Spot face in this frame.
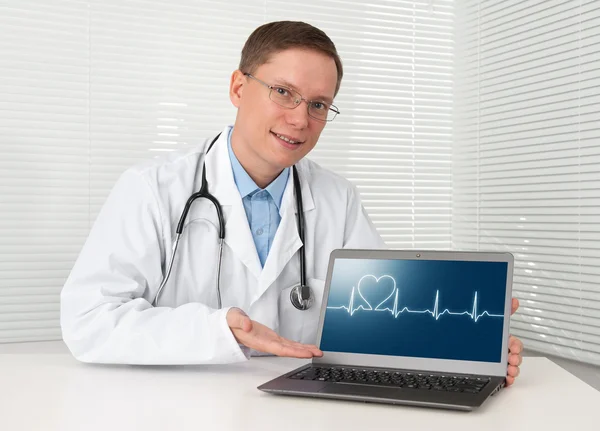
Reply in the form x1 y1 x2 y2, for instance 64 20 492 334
229 48 338 178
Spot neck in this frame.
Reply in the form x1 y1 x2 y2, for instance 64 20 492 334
230 128 282 189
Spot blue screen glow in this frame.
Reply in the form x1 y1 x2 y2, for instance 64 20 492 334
319 258 508 363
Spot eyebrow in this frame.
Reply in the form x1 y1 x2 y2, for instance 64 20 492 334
273 77 334 105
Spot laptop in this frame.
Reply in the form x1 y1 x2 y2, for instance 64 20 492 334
258 249 514 411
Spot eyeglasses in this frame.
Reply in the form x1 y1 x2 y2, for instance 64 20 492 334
243 73 340 122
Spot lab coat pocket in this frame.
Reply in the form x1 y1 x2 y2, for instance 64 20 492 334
278 278 325 345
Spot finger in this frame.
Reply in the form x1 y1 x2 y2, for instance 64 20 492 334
508 353 522 367
284 340 323 357
505 376 515 387
507 365 520 378
264 340 316 358
245 332 317 359
511 297 520 315
280 337 324 357
307 345 323 356
279 337 322 353
509 336 523 354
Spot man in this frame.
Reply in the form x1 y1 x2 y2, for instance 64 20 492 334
60 21 523 385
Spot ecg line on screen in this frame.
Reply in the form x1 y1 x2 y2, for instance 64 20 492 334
326 274 504 322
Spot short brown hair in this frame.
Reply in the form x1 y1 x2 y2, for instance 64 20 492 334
239 21 343 96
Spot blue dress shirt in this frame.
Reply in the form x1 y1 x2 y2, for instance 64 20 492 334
227 128 289 267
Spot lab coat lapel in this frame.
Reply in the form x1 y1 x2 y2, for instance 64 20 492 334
204 127 262 280
225 199 262 280
257 164 315 301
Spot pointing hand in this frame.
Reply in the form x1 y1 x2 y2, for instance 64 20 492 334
226 308 323 358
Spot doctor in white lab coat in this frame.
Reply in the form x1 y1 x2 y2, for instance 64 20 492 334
60 120 383 364
60 21 524 385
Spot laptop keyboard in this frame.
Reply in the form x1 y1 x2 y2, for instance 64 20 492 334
289 366 490 394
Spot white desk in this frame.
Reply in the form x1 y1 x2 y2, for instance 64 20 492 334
0 341 598 431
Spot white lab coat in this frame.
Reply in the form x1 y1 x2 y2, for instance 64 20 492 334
60 125 386 365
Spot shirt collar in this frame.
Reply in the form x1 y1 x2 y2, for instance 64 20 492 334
227 127 289 209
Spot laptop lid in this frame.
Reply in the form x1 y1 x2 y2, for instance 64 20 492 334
313 249 514 378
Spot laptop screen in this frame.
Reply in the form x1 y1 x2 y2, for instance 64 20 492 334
319 258 508 363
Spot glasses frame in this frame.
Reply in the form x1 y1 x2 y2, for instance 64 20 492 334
243 73 340 122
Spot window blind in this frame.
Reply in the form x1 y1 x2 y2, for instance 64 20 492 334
265 0 454 248
0 0 454 343
453 0 600 366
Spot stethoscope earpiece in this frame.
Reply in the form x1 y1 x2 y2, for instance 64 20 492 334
290 284 313 311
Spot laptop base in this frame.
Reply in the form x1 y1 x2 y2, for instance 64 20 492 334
258 364 505 412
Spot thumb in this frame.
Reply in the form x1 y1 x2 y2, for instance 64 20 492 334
238 314 253 333
227 308 253 332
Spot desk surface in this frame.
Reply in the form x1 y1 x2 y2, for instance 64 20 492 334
0 341 598 431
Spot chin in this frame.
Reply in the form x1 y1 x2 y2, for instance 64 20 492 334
272 156 296 170
268 149 301 168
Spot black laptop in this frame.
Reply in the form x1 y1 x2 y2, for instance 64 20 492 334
258 249 514 411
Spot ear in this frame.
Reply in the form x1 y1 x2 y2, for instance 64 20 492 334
229 70 246 108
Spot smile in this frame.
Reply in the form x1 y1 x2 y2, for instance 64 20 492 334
273 132 302 145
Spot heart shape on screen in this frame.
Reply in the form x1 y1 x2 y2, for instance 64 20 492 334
357 275 396 310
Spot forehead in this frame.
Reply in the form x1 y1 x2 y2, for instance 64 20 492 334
255 48 338 102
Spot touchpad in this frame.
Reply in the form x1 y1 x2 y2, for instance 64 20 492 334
320 384 394 397
319 384 434 403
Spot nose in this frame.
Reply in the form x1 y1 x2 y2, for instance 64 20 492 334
285 100 310 129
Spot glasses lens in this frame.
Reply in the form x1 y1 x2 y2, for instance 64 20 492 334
308 103 338 122
269 86 298 109
268 84 339 122
308 103 326 121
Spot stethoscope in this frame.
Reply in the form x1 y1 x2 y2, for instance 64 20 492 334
152 133 312 311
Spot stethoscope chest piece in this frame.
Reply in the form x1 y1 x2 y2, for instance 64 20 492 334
290 284 314 311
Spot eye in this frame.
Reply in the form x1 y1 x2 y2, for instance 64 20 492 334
311 101 328 111
273 86 290 97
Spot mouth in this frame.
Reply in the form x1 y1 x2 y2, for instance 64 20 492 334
271 131 304 147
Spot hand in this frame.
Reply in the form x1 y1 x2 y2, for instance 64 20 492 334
226 308 323 358
506 297 524 387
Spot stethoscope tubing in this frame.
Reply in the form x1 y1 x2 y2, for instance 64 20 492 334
152 133 310 310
